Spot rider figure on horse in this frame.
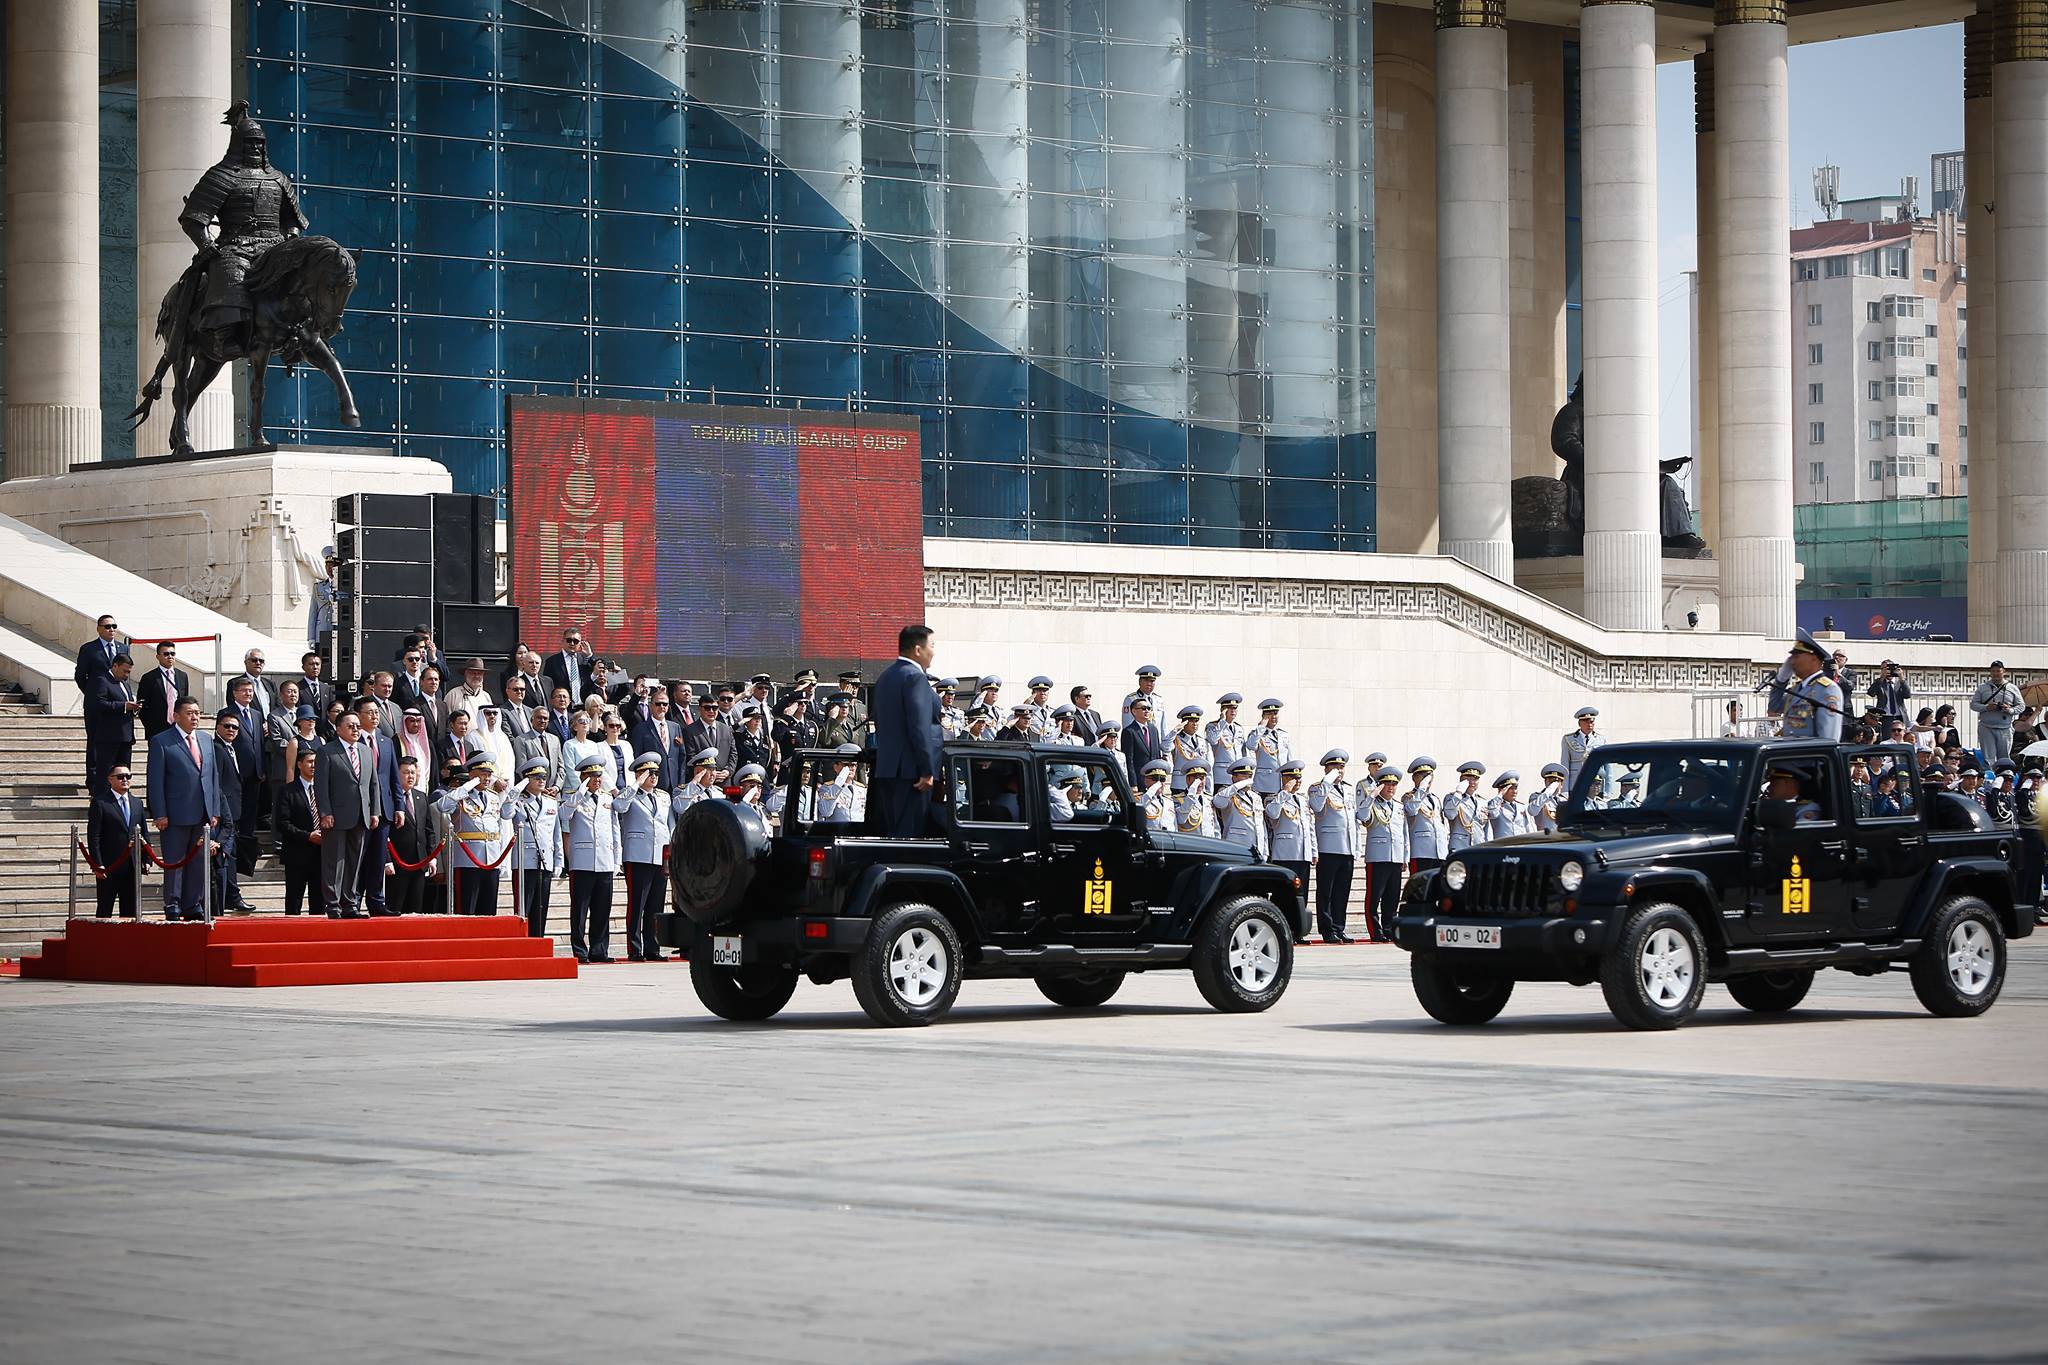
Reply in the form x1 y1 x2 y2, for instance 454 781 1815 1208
181 103 305 349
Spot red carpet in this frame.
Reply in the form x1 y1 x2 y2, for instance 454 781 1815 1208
19 916 576 987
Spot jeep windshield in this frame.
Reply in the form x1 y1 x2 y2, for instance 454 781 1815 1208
1562 750 1745 832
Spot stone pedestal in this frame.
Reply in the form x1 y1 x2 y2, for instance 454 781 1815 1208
0 447 451 644
1515 554 1722 632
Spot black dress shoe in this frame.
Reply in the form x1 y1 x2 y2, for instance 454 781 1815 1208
1335 933 1355 945
644 952 668 962
587 955 613 964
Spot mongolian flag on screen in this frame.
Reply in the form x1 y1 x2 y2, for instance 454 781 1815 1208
507 406 660 654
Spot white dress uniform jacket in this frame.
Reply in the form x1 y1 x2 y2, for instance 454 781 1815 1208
560 787 622 873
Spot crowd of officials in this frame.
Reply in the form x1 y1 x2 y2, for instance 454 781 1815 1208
68 616 2048 958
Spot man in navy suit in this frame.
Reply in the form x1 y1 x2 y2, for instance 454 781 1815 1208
872 624 944 838
542 629 598 706
74 614 126 689
1121 697 1166 780
89 763 148 917
147 697 223 920
630 692 686 790
83 652 139 794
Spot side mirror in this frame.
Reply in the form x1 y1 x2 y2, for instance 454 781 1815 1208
1755 800 1798 832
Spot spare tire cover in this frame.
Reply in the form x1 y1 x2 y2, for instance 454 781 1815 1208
672 800 773 926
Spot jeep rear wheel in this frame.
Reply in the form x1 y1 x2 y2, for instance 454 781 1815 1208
690 953 799 1022
1599 903 1707 1031
1725 969 1813 1014
1909 896 2005 1018
852 903 963 1027
1410 954 1515 1025
1191 896 1292 1013
1036 970 1126 1009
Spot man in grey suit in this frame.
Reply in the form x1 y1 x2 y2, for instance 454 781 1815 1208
316 710 383 919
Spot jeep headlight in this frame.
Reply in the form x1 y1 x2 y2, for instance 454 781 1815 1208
1443 860 1468 891
1558 860 1585 893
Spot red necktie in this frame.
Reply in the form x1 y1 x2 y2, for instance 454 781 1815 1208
185 731 202 770
347 743 361 779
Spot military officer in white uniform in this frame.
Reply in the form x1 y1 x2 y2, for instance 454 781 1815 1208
1531 762 1568 833
1206 694 1248 776
818 743 865 823
1266 760 1315 938
1023 676 1056 739
1403 756 1446 873
560 755 622 963
1121 664 1168 744
617 753 674 961
1486 771 1530 839
1213 758 1268 857
1444 760 1488 853
1046 705 1086 746
507 756 559 939
1138 758 1177 832
1047 767 1088 822
1250 699 1291 795
1178 761 1219 837
1309 749 1358 943
1561 706 1603 794
674 748 727 814
1360 752 1389 789
437 753 510 918
1359 768 1407 943
1169 705 1208 790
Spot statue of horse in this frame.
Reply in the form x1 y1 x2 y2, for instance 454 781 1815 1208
129 234 361 458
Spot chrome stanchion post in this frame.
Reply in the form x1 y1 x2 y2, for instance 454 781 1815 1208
131 824 145 918
68 824 79 920
201 827 214 926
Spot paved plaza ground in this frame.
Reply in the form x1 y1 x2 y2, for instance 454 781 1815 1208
4 942 2045 1364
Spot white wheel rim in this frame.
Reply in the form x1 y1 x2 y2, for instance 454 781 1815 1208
888 926 949 1006
1639 926 1695 1010
1947 919 1996 997
1228 918 1281 992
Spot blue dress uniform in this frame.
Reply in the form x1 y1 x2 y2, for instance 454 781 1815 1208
1213 760 1268 857
1308 750 1357 943
1359 771 1408 943
818 745 865 823
1781 628 1846 741
1403 757 1446 870
436 754 510 917
619 754 675 961
1169 707 1208 790
1531 762 1568 832
507 758 559 939
1205 694 1249 776
560 757 622 963
1177 763 1220 837
1561 707 1603 792
1138 759 1178 832
1265 762 1316 939
1444 761 1488 853
1250 701 1291 795
1486 772 1530 839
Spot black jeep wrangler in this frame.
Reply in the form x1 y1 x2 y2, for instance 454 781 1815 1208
660 742 1305 1026
1395 740 2030 1030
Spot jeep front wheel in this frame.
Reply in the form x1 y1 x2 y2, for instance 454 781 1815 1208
690 954 799 1022
1909 896 2005 1018
1725 969 1813 1014
1410 954 1515 1025
1037 970 1125 1009
1599 903 1707 1030
852 904 964 1027
1191 896 1293 1013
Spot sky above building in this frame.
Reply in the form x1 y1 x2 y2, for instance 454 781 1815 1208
1654 22 1965 472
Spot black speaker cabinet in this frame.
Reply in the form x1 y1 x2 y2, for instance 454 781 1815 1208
432 493 494 607
437 603 520 661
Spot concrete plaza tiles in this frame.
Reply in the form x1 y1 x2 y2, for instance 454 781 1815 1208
2 946 2045 1363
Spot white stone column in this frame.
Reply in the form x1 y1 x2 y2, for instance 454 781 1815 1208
945 0 1030 355
779 0 864 232
1578 0 1661 629
1967 4 2001 642
135 0 235 458
1997 0 2048 642
1713 1 1794 639
4 0 101 479
1105 0 1189 424
1434 0 1513 582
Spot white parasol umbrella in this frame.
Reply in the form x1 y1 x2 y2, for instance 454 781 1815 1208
2019 740 2048 759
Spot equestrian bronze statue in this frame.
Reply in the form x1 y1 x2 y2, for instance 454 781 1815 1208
130 102 360 457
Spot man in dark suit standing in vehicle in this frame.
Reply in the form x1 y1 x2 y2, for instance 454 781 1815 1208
872 624 943 838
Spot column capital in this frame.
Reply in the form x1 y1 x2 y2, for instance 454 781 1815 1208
1714 1 1785 24
1968 10 1996 98
1436 0 1504 31
1995 0 2048 64
1694 50 1715 135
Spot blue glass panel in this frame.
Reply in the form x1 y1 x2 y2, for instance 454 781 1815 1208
302 7 393 71
595 270 681 332
687 336 771 396
949 465 1028 520
923 459 946 524
249 0 298 59
405 436 502 497
953 515 1033 540
1110 522 1189 546
593 329 682 390
1269 529 1338 551
863 288 944 350
501 262 589 324
1266 478 1340 534
685 277 768 335
301 187 397 250
1339 482 1376 535
350 251 399 313
594 152 681 215
773 228 860 287
949 406 1025 465
686 162 770 223
500 204 590 264
399 250 499 315
405 134 493 199
257 120 299 178
402 315 495 378
948 351 1026 410
588 41 674 101
596 95 685 156
405 15 495 80
1189 475 1263 532
770 283 857 343
1266 433 1338 482
943 308 1004 355
1338 430 1375 483
407 0 498 19
501 22 590 92
1032 409 1109 466
500 85 589 147
685 103 768 166
1108 414 1189 472
685 220 769 279
304 371 394 434
862 348 943 407
297 126 396 190
500 322 590 382
247 61 297 127
501 141 587 206
863 177 939 240
772 170 845 232
1028 358 1108 414
302 66 396 131
1030 466 1106 525
329 314 398 375
1109 470 1187 526
593 212 682 272
401 196 494 257
1189 424 1265 477
863 402 947 464
406 76 494 138
401 375 498 437
775 340 858 401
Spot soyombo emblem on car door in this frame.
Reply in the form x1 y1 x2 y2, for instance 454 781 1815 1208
1782 855 1811 915
1084 858 1112 915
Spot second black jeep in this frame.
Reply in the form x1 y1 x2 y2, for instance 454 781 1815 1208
661 742 1306 1026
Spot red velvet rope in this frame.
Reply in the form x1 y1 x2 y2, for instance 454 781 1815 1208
386 838 444 872
456 835 516 870
141 836 206 872
77 839 134 876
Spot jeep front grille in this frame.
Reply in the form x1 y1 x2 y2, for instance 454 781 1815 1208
1461 861 1555 917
